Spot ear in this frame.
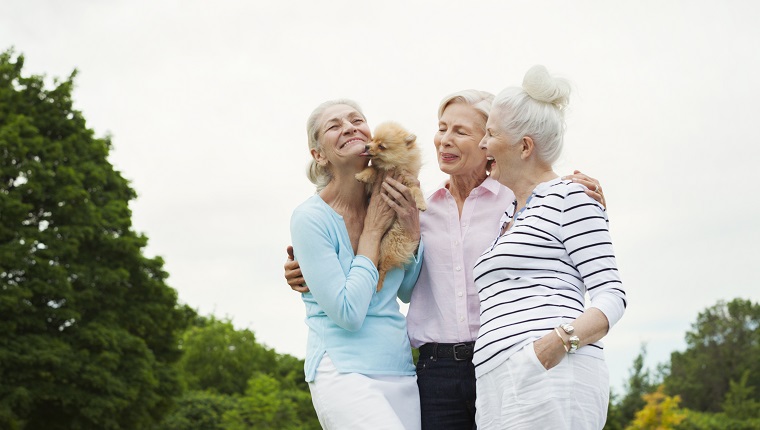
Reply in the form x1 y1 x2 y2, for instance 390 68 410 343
520 136 534 160
311 148 328 166
405 133 417 146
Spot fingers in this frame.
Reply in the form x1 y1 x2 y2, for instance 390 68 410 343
383 176 413 205
563 170 606 208
284 245 308 292
291 284 310 293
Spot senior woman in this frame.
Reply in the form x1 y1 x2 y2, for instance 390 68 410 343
289 99 425 429
286 91 606 429
475 65 627 429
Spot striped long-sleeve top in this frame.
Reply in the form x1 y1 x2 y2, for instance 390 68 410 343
472 177 626 378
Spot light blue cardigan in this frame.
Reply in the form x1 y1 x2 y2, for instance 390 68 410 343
290 194 423 382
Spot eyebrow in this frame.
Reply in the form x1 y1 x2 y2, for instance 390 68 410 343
322 113 363 130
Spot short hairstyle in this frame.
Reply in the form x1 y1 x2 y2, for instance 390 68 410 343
438 89 495 171
492 65 571 165
305 99 365 192
437 89 494 124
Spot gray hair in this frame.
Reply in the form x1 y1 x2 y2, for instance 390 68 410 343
438 89 494 123
492 65 571 165
305 99 365 192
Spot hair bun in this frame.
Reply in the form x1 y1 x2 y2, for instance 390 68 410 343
522 65 570 110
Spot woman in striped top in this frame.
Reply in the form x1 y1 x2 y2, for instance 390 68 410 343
475 66 627 429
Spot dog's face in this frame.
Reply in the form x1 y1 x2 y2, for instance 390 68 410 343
362 122 417 168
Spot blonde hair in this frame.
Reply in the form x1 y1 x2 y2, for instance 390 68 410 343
438 89 494 123
438 89 495 171
305 99 365 191
492 65 571 165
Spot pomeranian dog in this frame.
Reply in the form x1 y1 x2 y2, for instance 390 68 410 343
355 121 427 291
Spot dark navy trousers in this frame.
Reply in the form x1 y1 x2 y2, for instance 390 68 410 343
416 352 477 430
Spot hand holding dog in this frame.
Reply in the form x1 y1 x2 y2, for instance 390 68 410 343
381 171 421 244
364 171 397 237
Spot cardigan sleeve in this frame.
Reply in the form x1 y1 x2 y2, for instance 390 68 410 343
396 241 424 304
290 206 378 332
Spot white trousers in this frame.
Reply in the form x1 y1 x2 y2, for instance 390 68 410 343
476 342 609 430
308 354 421 430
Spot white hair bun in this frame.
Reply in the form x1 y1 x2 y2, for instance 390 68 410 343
522 65 570 110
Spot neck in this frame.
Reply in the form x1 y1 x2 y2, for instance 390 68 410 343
448 170 488 203
319 170 368 216
508 165 558 208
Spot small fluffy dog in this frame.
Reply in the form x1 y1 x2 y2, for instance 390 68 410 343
355 121 427 291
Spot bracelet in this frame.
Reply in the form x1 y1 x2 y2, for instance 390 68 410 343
553 328 569 352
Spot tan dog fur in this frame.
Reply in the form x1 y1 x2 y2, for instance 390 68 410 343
355 121 427 291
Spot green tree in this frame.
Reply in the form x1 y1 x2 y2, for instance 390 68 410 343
664 298 760 412
0 50 193 429
177 318 278 395
606 344 659 430
157 390 237 430
620 344 658 424
222 374 296 430
170 318 320 429
721 370 760 420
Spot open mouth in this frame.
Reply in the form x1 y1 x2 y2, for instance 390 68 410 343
440 153 458 162
340 138 364 150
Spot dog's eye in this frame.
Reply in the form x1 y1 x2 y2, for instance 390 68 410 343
379 145 387 150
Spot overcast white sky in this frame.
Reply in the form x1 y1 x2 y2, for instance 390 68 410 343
3 0 760 394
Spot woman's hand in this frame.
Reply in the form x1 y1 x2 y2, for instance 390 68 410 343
533 330 568 371
284 246 309 293
563 170 606 208
363 171 397 236
381 171 421 244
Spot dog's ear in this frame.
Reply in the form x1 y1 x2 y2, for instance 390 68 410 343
405 133 416 146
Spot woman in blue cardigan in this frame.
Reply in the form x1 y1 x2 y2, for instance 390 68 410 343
289 99 424 429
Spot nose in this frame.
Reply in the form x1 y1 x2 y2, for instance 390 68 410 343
478 135 487 150
342 119 357 134
440 130 453 147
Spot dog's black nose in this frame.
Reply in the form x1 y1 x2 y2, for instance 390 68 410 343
364 145 370 152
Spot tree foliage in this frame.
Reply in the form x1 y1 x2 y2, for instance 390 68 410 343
626 385 685 430
606 344 659 430
159 318 320 430
177 318 277 395
157 390 237 430
0 49 193 429
664 298 760 412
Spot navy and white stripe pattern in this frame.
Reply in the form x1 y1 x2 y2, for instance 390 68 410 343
472 178 626 378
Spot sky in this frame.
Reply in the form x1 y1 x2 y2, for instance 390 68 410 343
3 0 759 394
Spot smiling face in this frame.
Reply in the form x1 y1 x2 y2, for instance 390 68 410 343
479 105 523 187
434 102 488 179
312 104 371 170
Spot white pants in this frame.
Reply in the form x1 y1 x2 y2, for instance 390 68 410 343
309 354 421 430
476 343 609 430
